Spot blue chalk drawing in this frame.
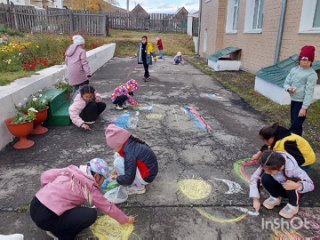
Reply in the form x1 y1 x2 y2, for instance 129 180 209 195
183 105 207 131
115 113 131 129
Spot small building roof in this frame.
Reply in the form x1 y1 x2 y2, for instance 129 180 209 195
130 3 148 16
256 55 320 87
208 47 241 62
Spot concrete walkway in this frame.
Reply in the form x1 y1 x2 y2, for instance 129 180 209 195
0 57 319 239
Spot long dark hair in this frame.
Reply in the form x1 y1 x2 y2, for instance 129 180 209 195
259 123 279 140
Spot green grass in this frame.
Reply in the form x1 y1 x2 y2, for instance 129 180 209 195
105 29 195 57
0 71 35 86
187 56 320 149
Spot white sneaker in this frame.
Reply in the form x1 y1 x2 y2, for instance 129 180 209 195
46 231 58 240
279 203 299 219
84 121 95 125
115 105 123 110
127 185 146 195
263 196 281 209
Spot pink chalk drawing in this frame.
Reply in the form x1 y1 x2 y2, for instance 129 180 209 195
183 105 212 132
233 158 258 183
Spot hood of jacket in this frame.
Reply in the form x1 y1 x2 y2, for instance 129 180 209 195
65 44 80 57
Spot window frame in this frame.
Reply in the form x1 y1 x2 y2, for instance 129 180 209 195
226 0 240 34
244 0 264 34
299 0 320 33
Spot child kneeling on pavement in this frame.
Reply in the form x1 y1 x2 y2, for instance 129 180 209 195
30 158 135 239
69 85 106 130
250 150 314 219
111 79 139 110
105 124 158 195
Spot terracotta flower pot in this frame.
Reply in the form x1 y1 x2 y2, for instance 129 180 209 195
5 118 35 149
31 108 48 135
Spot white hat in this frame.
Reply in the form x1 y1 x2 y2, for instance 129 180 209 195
177 51 182 56
73 35 85 46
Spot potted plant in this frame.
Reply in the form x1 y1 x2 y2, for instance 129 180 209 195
5 108 36 149
24 93 50 135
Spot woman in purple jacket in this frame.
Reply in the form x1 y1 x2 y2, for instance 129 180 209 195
65 35 91 98
30 158 135 240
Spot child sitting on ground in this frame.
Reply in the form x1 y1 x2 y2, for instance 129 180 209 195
111 79 139 110
69 85 106 130
251 123 316 168
173 52 185 65
105 124 158 195
250 150 314 219
65 35 91 98
283 45 318 136
30 158 135 239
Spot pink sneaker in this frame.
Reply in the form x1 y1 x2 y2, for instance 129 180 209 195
263 196 281 209
279 204 299 219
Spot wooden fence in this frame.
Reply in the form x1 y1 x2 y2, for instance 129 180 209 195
0 3 108 36
0 3 188 35
108 13 188 33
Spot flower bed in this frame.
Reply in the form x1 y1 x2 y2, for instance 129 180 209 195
0 33 107 86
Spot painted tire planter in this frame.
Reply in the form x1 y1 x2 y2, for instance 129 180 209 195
5 118 35 149
31 107 48 135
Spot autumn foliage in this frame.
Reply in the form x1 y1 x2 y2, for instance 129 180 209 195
65 0 118 12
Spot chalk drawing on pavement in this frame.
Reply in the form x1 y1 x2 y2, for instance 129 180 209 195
178 179 212 201
183 105 212 132
212 178 242 195
195 208 247 223
233 158 258 183
91 215 134 240
146 113 163 120
200 92 223 100
271 229 304 240
114 113 131 129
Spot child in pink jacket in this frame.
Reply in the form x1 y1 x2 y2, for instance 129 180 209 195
69 85 106 130
65 35 91 97
30 158 135 239
111 79 139 110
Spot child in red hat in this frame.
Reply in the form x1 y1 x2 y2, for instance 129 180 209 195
283 45 318 136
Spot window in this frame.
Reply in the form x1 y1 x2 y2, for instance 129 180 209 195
300 0 320 33
244 0 264 33
226 0 240 33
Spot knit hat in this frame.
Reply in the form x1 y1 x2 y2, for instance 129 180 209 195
89 158 109 178
105 124 131 149
299 46 315 62
73 35 85 46
126 79 139 92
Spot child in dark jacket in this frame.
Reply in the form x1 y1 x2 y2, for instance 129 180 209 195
105 124 158 195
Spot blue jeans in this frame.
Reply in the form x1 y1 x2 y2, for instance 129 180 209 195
159 50 164 59
290 101 306 136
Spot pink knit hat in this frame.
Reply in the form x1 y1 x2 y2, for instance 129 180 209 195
105 124 131 149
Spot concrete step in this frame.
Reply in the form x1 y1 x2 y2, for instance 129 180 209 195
42 89 69 114
46 102 71 126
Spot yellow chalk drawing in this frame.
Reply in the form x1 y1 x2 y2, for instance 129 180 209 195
271 229 304 240
91 215 134 240
178 179 212 201
195 208 247 223
145 113 163 120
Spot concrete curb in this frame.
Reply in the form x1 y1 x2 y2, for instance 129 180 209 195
0 43 116 150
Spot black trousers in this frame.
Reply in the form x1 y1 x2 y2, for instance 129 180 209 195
30 197 97 240
289 101 306 136
80 101 106 122
113 95 128 107
143 62 149 78
261 174 300 206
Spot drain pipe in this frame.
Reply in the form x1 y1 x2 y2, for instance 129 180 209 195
197 0 203 55
274 0 287 63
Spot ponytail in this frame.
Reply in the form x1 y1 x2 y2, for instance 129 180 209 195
129 135 147 145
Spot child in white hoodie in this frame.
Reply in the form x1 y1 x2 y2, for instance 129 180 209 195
69 85 106 130
250 150 314 219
